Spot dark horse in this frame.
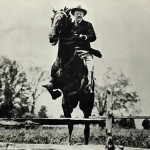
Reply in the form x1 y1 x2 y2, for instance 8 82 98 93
48 7 94 145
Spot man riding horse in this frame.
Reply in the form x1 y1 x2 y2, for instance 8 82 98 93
43 5 99 99
71 5 96 93
42 6 102 145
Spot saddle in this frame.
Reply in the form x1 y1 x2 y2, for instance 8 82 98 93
89 48 102 58
51 55 94 95
75 46 102 58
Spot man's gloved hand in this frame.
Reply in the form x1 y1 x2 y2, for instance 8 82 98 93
71 34 87 41
79 34 87 40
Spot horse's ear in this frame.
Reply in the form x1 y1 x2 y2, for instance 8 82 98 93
53 9 57 14
64 6 67 11
66 9 70 14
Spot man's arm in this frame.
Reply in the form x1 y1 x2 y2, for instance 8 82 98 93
79 22 96 42
86 22 96 42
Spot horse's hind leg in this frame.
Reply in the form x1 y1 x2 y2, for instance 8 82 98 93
84 115 90 145
80 93 94 145
62 96 74 145
68 122 73 144
63 112 73 145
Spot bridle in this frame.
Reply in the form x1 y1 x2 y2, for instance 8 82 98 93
51 11 68 37
51 10 78 70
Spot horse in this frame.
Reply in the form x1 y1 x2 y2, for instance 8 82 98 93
48 7 94 145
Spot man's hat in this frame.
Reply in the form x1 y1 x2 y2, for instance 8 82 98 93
71 5 87 16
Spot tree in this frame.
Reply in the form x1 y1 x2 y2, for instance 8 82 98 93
38 105 48 118
27 66 49 115
116 116 136 129
0 55 30 118
142 118 150 130
95 67 140 116
95 84 107 116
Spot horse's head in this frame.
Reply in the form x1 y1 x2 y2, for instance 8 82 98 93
49 7 71 45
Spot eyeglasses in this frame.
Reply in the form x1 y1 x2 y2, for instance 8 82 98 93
74 12 84 16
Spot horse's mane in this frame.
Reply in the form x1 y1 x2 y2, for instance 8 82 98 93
59 7 73 38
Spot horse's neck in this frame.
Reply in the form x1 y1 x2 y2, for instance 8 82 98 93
57 40 75 66
56 21 74 66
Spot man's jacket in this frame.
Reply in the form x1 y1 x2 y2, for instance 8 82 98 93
71 20 96 50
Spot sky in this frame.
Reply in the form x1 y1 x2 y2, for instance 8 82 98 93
0 0 150 118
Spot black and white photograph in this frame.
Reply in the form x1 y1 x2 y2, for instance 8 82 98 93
0 0 150 149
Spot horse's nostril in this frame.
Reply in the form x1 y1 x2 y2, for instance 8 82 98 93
49 35 57 44
49 38 53 43
49 34 52 38
49 35 53 39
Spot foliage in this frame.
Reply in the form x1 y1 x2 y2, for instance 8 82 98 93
95 67 140 116
0 126 150 148
27 66 49 115
0 55 30 118
142 118 150 129
38 105 48 118
114 117 136 129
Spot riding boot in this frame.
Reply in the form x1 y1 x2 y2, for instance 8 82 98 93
85 71 94 93
42 82 62 100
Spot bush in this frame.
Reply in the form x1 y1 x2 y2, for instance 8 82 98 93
0 126 150 148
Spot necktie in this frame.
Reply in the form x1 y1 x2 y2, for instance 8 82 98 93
75 22 79 26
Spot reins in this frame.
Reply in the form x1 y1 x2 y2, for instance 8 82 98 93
58 40 77 70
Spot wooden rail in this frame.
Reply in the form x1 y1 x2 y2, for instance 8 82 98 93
0 116 149 126
0 116 149 125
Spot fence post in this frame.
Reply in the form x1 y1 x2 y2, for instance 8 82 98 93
105 90 115 150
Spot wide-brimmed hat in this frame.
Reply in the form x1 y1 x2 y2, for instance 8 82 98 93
71 5 87 16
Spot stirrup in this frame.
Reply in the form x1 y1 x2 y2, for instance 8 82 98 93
84 84 93 93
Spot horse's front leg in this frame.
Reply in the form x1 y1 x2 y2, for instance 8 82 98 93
84 116 90 145
42 77 62 100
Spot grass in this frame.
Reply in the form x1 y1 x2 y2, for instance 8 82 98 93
0 125 150 148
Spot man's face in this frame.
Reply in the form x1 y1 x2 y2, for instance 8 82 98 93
74 10 84 22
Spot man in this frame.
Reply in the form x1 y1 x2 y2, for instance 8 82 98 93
70 5 96 93
43 5 97 99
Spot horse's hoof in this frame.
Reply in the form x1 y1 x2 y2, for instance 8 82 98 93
42 83 61 100
69 139 74 145
51 90 62 100
119 145 124 150
75 143 82 145
85 141 89 145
